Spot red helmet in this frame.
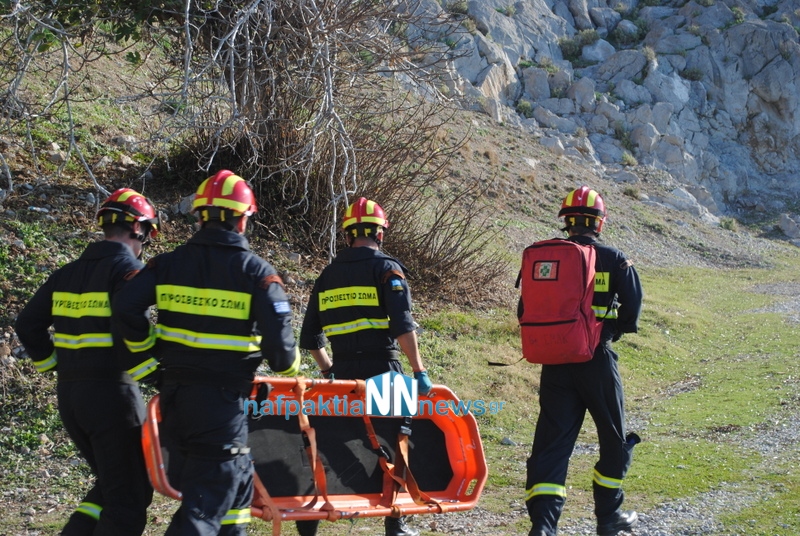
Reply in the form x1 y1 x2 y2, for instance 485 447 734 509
341 197 389 230
97 188 159 239
192 170 257 221
558 186 607 233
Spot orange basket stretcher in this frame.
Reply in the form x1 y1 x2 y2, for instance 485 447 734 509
142 376 487 533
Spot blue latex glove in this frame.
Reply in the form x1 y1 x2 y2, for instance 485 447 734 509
414 370 433 395
321 368 334 380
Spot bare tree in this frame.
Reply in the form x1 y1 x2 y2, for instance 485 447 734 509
0 0 507 300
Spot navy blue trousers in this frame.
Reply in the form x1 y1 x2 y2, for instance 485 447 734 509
525 343 637 535
161 383 253 536
58 380 152 536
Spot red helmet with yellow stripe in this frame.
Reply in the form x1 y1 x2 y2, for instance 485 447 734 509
342 197 389 245
192 170 257 222
558 186 607 233
341 197 389 230
97 188 159 240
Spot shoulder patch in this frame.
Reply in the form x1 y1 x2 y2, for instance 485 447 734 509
260 274 285 290
620 259 634 269
390 278 404 292
381 269 405 284
123 270 140 281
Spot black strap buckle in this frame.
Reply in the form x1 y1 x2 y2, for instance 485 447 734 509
374 444 391 460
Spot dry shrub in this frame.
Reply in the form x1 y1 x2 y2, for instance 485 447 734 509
483 148 499 166
1 0 506 303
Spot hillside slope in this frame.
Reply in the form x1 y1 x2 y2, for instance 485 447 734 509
2 97 797 535
1 26 799 533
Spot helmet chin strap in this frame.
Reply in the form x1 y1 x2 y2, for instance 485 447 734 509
129 223 152 247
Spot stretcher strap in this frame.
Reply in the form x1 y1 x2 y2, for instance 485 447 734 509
394 433 441 510
361 414 409 508
251 471 282 536
292 380 335 513
362 414 442 513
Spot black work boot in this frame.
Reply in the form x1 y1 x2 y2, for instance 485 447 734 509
384 515 419 536
528 529 551 536
295 520 319 536
596 510 638 536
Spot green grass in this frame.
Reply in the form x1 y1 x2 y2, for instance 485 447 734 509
0 219 89 325
5 225 800 534
720 455 800 533
407 250 800 533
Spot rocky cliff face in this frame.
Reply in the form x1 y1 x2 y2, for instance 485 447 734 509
407 0 800 216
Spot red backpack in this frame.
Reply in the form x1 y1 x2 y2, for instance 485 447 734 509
516 239 603 365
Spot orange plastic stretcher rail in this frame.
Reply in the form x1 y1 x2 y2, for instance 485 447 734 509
142 376 487 531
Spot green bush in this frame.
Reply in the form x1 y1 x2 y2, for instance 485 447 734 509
621 151 638 166
538 56 559 73
576 29 600 46
445 0 469 15
495 6 516 16
623 185 641 198
516 99 534 118
559 37 581 61
610 18 649 46
720 217 738 231
461 17 477 33
614 120 634 152
680 67 704 81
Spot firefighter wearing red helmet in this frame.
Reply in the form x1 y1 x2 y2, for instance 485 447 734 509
15 188 158 535
113 170 300 535
96 187 160 248
524 186 644 536
297 197 431 536
558 184 607 234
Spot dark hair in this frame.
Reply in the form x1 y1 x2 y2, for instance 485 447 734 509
563 224 598 236
101 222 133 239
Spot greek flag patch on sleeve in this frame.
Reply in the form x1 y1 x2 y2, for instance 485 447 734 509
273 301 291 314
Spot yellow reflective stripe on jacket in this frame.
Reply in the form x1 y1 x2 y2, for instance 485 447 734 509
220 508 251 525
593 469 623 489
592 305 618 319
156 285 251 320
53 332 113 349
525 483 567 501
156 324 261 352
594 272 610 293
318 286 380 311
274 347 301 377
34 351 57 372
76 501 102 520
322 317 389 337
124 324 157 353
52 291 111 318
128 357 158 381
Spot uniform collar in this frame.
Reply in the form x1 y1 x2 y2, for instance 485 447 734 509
334 245 386 262
188 227 251 250
79 239 137 260
568 234 597 246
